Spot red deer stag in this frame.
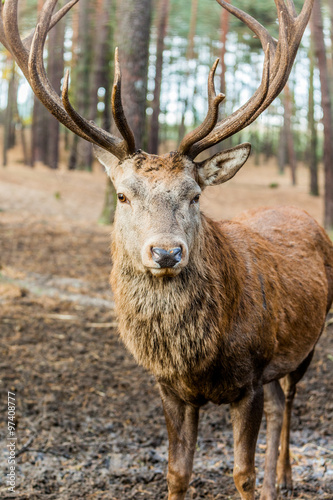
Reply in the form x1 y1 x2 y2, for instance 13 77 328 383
2 0 332 498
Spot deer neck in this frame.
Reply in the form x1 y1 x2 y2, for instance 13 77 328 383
110 215 245 380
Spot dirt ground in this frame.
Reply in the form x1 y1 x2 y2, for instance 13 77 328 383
0 153 332 500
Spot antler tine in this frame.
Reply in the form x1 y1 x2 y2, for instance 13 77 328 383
2 0 29 78
241 19 290 128
112 48 136 155
249 0 314 122
285 0 298 18
0 3 11 53
1 0 80 62
216 0 277 61
189 45 270 159
28 0 96 142
179 59 225 156
30 5 129 157
22 0 80 51
62 69 129 160
0 0 135 160
184 0 313 159
297 0 315 28
49 0 79 32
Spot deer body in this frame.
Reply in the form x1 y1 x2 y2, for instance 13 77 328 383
103 150 333 500
112 205 332 404
3 0 332 498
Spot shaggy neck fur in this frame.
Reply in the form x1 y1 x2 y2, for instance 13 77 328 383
111 215 245 381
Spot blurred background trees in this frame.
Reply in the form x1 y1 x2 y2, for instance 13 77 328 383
0 0 332 230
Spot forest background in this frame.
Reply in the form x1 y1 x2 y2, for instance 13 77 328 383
0 0 333 231
0 2 333 498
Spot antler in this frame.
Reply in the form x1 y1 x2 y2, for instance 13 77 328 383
0 0 136 161
181 0 314 159
178 58 226 156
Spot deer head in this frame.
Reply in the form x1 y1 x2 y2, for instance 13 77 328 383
94 56 251 277
0 0 314 277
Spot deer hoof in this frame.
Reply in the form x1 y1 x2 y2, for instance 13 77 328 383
277 462 293 493
277 476 293 493
259 490 277 500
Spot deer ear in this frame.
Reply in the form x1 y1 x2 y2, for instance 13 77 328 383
196 143 251 187
93 145 118 177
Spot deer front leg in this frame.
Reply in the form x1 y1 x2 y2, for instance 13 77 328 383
276 375 295 491
260 380 285 500
159 383 199 500
230 385 264 500
277 350 314 492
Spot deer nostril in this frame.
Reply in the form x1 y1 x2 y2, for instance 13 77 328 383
151 247 182 268
170 247 182 261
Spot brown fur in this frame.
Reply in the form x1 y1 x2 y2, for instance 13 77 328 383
99 149 333 500
4 0 321 496
112 207 332 398
110 192 333 499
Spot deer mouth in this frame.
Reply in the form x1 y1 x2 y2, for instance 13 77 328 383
149 266 182 278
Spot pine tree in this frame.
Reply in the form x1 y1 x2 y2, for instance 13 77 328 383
311 0 333 230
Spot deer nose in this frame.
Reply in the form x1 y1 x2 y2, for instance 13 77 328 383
151 247 182 268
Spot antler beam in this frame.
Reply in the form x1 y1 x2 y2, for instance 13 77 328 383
183 0 314 160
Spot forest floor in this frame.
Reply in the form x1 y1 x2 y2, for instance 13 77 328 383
0 154 332 499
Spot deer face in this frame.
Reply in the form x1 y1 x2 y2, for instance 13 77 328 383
95 144 251 277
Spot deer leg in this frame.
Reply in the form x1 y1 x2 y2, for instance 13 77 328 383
277 350 314 491
260 380 285 500
276 374 295 491
159 384 199 500
230 385 264 500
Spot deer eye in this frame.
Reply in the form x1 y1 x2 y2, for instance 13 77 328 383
117 193 128 203
191 194 200 205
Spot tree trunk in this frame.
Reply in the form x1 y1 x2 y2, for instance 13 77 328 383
99 0 152 224
67 2 79 168
148 0 170 154
327 0 333 104
178 97 188 146
99 177 118 225
308 38 319 196
68 135 78 170
284 84 297 186
278 124 287 174
69 0 93 170
311 0 333 230
186 0 198 61
3 59 17 166
99 0 113 133
178 0 198 145
31 99 48 165
93 0 113 226
31 0 48 166
219 0 230 95
46 0 65 169
115 0 152 148
84 0 114 167
19 122 29 166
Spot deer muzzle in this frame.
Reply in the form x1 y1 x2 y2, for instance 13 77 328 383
141 236 189 277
